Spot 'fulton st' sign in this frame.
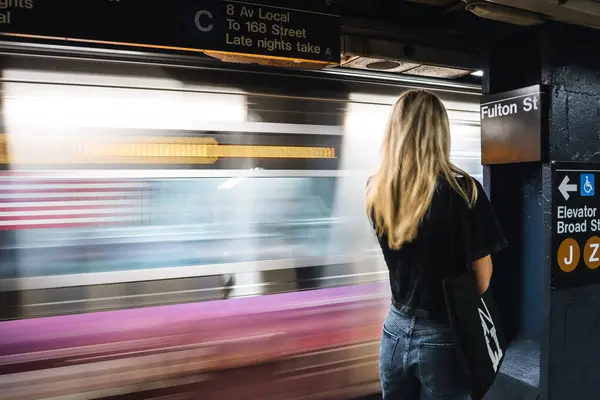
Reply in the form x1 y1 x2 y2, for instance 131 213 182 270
480 85 545 165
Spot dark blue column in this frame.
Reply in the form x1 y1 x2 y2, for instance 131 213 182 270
542 23 600 400
484 22 600 400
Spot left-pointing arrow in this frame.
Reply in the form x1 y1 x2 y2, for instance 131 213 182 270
559 175 577 201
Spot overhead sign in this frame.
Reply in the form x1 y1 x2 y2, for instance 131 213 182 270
481 85 545 165
552 162 600 289
0 0 340 64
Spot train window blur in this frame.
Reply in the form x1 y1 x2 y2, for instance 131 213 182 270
1 176 339 277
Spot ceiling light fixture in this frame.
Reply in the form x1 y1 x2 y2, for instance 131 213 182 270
403 65 472 79
465 1 548 26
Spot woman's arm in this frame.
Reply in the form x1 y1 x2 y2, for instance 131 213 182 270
472 255 493 295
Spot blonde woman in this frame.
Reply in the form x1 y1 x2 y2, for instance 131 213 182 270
367 90 507 400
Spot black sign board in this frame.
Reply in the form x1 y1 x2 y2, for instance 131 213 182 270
552 162 600 289
481 85 545 165
0 0 340 64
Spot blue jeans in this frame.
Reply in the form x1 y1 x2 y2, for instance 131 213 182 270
379 305 471 399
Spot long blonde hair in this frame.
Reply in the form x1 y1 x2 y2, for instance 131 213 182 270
366 89 478 250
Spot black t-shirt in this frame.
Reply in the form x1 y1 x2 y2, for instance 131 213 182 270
372 177 508 317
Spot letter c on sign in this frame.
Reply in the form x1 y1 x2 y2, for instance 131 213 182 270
195 10 214 32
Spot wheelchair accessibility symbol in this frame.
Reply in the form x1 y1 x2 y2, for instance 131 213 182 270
581 174 595 197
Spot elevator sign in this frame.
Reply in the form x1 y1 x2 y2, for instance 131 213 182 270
552 162 600 289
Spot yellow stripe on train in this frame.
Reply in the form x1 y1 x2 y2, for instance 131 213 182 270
0 135 336 164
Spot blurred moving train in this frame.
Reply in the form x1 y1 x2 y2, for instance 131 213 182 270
0 54 481 399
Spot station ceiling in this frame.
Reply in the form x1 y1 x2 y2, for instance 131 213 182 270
4 1 597 83
309 0 600 81
330 0 520 82
336 0 521 45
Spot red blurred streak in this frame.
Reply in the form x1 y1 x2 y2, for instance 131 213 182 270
0 187 141 194
0 179 139 185
0 212 138 221
0 196 141 203
0 204 128 212
0 220 140 230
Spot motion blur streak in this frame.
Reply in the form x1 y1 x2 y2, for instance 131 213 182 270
0 283 389 399
0 55 481 399
0 134 337 164
0 174 145 229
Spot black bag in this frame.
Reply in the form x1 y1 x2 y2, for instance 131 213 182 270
442 205 507 400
